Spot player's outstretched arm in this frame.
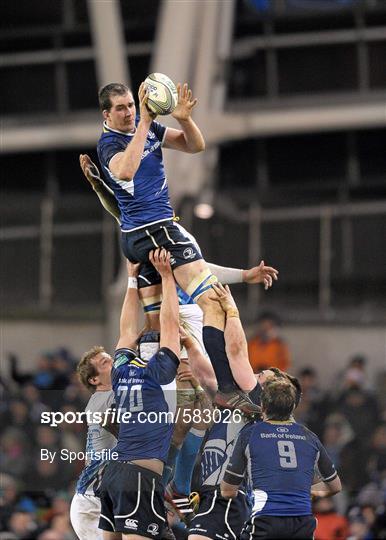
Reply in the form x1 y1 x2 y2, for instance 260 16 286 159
163 82 205 154
210 283 257 393
207 260 279 290
109 83 155 180
116 261 141 350
79 154 120 222
150 249 180 359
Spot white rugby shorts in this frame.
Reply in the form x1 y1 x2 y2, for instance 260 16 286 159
70 492 103 540
179 303 207 358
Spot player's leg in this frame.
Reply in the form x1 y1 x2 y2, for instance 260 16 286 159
172 427 206 496
173 259 237 394
103 533 122 540
137 262 163 331
70 492 104 540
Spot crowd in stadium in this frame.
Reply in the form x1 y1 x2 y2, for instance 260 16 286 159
1 341 385 540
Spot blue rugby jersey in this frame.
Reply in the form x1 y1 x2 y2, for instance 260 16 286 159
201 410 250 489
75 390 116 496
224 421 337 517
112 347 178 462
97 117 174 230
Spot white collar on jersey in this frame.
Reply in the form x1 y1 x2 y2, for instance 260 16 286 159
103 121 136 136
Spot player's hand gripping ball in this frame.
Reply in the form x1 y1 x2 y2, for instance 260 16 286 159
145 72 178 115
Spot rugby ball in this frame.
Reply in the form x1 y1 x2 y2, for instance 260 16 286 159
145 73 178 116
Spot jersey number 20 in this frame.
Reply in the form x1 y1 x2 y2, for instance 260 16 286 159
117 384 143 413
277 441 297 468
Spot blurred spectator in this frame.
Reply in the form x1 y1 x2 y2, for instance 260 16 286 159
7 511 39 540
295 367 330 435
23 384 49 423
8 352 54 390
247 311 291 372
314 497 349 539
0 428 31 479
49 513 76 539
322 414 355 468
25 458 74 494
367 423 386 480
58 406 83 457
0 475 19 531
342 354 369 390
336 387 379 439
347 517 371 539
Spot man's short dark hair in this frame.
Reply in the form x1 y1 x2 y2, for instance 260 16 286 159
261 379 296 421
268 367 302 407
98 83 132 111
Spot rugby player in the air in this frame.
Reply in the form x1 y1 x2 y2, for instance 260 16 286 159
78 154 278 517
95 80 278 411
221 380 341 540
79 151 277 412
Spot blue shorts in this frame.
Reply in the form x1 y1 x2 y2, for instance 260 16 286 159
241 515 316 539
99 461 167 538
121 220 202 288
189 487 251 540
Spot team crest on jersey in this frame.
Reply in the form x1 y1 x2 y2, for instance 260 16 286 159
125 519 138 530
183 247 196 260
147 523 159 535
148 130 156 140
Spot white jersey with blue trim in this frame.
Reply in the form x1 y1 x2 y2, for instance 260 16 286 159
97 117 174 231
75 390 116 496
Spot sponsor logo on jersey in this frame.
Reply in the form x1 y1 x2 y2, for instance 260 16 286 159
114 354 129 368
125 518 138 529
276 427 289 433
147 523 159 535
183 247 196 260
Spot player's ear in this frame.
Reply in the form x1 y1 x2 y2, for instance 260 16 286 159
102 109 109 120
88 375 99 386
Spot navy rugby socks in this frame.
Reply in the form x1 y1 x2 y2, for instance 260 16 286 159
202 326 237 392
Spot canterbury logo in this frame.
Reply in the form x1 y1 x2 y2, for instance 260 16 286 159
125 519 138 529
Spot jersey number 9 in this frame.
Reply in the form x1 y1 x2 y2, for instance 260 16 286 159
277 441 297 469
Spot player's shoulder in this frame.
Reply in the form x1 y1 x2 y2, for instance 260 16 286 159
113 348 146 370
239 419 257 439
296 423 321 445
150 347 179 366
98 130 122 145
